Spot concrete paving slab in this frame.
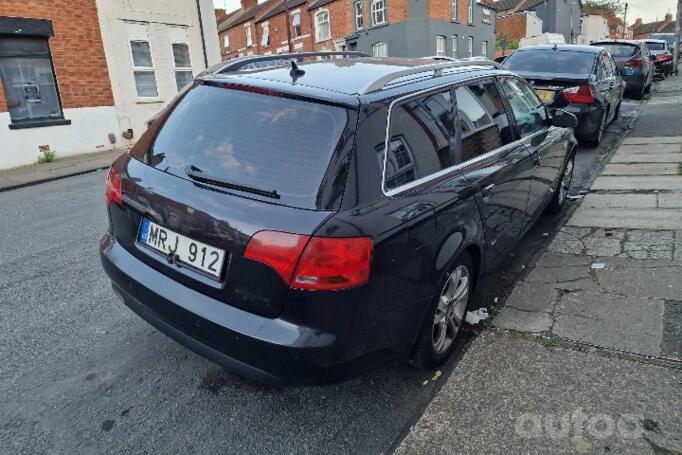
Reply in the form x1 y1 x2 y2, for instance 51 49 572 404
609 153 682 163
617 144 682 154
591 176 682 191
396 333 682 455
595 264 682 300
602 163 680 176
658 193 682 209
494 307 552 333
568 208 682 230
505 283 558 313
581 193 657 209
554 293 664 356
622 136 682 145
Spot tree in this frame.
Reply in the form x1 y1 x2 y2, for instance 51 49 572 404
583 0 625 15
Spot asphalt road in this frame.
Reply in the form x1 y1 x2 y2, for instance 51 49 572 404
0 97 644 455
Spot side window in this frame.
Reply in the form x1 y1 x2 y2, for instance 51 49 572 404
383 89 454 191
499 77 549 137
597 57 608 79
454 80 513 163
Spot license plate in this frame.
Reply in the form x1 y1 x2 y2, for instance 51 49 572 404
622 67 634 76
534 89 555 102
139 218 226 278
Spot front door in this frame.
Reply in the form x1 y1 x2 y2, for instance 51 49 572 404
454 79 533 268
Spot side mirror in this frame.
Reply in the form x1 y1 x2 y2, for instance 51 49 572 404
553 109 578 128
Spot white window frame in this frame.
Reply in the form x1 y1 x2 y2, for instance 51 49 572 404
223 33 230 51
481 40 487 57
436 35 446 57
315 10 331 42
169 28 193 93
261 21 270 47
451 0 458 21
468 0 473 24
127 23 158 99
371 0 387 26
451 34 458 58
245 23 253 47
482 8 491 23
355 0 364 30
467 36 473 57
372 42 387 57
292 11 302 37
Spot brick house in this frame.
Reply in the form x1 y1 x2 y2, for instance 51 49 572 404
493 0 582 46
218 0 496 60
0 0 220 170
630 14 675 40
494 10 543 56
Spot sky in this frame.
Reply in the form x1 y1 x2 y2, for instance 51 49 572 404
213 0 679 26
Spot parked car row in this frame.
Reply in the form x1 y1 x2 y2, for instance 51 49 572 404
102 53 579 384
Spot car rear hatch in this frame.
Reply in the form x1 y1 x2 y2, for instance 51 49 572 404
593 42 641 73
107 80 358 318
513 72 592 107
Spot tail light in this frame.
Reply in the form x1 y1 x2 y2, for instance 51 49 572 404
244 231 372 291
563 85 594 104
656 53 673 62
625 58 645 68
105 166 123 206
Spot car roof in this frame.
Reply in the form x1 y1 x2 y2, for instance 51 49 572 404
199 56 509 99
517 44 602 53
644 39 667 43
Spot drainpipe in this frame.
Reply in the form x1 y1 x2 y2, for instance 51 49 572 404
674 0 681 73
196 0 209 68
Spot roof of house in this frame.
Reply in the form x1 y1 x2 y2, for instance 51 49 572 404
659 21 677 34
217 0 280 32
632 19 669 36
492 0 546 13
307 0 335 10
258 0 308 22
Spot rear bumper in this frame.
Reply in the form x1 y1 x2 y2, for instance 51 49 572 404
563 104 604 140
100 233 397 385
622 72 646 91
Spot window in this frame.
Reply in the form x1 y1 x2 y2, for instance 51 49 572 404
467 36 473 57
294 43 304 53
371 0 387 26
127 23 157 98
355 0 364 29
223 34 230 51
261 22 270 47
147 84 349 209
504 49 597 74
481 40 487 57
245 23 253 47
482 8 491 23
499 77 549 137
170 27 192 93
0 36 64 124
315 11 330 42
383 89 454 191
451 35 458 58
292 12 302 37
372 42 388 57
468 0 474 23
436 36 446 57
451 0 458 21
455 80 513 162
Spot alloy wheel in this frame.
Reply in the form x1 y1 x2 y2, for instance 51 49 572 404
432 265 470 355
559 158 574 205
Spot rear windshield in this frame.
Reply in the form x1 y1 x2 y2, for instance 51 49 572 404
651 35 676 48
594 43 638 57
148 84 349 208
645 42 666 51
504 50 596 74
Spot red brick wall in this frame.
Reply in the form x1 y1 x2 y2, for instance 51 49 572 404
495 14 526 56
310 1 353 50
258 11 314 54
0 0 114 112
429 0 471 23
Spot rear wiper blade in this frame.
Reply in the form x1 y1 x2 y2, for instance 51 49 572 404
186 165 280 199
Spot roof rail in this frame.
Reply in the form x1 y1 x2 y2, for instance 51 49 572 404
215 51 370 73
359 60 504 94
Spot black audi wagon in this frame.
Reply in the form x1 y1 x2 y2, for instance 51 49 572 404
101 52 578 385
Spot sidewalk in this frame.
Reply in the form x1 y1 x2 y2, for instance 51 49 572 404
396 76 682 454
0 149 124 192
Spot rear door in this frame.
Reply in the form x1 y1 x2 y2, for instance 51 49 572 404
498 76 566 218
454 78 533 268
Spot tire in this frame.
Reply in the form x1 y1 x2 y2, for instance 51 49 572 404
545 151 575 215
586 109 607 146
613 101 621 120
412 252 474 370
633 83 646 100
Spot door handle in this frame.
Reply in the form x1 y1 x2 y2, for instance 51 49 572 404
482 183 496 202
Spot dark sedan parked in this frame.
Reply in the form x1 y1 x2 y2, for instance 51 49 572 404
504 45 625 146
101 53 578 385
591 40 655 99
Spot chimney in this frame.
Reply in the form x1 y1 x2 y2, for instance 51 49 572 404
215 8 227 21
241 0 257 10
633 18 642 27
664 13 673 23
